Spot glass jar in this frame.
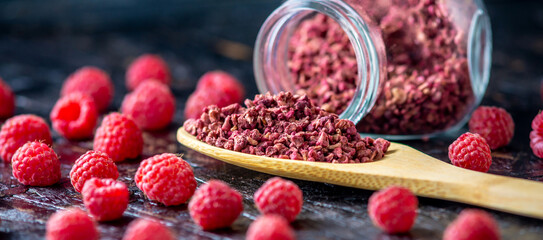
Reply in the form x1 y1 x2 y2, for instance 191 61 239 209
253 0 492 139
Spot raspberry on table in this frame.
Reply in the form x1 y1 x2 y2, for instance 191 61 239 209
254 177 303 222
82 178 129 221
468 106 514 149
368 186 418 234
0 77 15 119
126 54 171 91
443 209 500 240
46 208 99 240
70 150 119 193
188 180 243 230
246 214 296 240
61 66 114 112
11 141 61 186
135 153 197 206
93 112 143 162
530 112 543 158
50 92 98 140
121 80 176 130
0 114 52 162
448 132 492 172
122 218 175 240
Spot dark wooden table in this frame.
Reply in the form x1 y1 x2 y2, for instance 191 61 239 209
1 0 543 239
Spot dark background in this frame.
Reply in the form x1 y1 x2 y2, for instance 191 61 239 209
0 0 543 239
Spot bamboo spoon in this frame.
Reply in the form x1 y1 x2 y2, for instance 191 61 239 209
178 128 543 219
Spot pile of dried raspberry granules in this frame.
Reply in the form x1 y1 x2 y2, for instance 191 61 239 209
288 0 474 135
184 91 390 163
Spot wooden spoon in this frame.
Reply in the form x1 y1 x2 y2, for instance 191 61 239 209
177 128 543 219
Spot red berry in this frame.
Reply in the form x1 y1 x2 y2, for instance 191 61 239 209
530 130 543 158
61 66 114 112
0 114 52 162
448 132 492 172
188 180 243 230
126 54 171 91
0 77 15 118
368 186 418 234
532 111 543 134
82 178 128 221
122 218 175 240
11 141 61 186
93 113 143 162
46 208 99 240
254 177 303 222
70 150 119 193
443 209 500 240
121 80 176 130
196 71 244 104
135 153 196 206
246 215 296 240
50 93 98 140
468 106 514 149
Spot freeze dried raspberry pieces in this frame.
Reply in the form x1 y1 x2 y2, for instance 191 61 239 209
93 112 143 162
0 114 52 162
469 106 514 149
82 178 128 221
11 141 61 186
368 186 418 234
50 92 98 140
443 209 500 240
46 208 99 240
188 180 243 230
448 132 492 172
135 153 197 206
0 77 15 118
246 215 296 240
126 54 171 90
61 66 114 112
254 177 303 222
70 150 119 193
122 218 175 240
121 80 175 130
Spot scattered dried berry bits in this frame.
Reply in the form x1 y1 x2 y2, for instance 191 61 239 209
126 54 171 91
189 180 243 230
11 141 61 186
0 114 52 162
443 209 500 240
530 112 543 158
50 92 98 140
93 112 143 162
469 106 514 149
61 66 114 112
184 91 390 163
122 218 175 240
70 150 119 193
46 208 99 240
448 132 492 172
254 177 303 222
246 214 296 240
0 77 15 118
82 178 129 221
368 186 418 234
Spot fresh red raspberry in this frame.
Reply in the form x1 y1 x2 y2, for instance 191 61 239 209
532 111 543 133
448 132 492 172
0 114 52 162
50 92 98 140
368 186 418 234
254 177 303 222
126 54 171 91
61 66 114 112
122 218 175 240
135 153 196 206
46 208 99 240
0 77 15 118
70 150 119 193
468 106 514 149
530 130 543 158
82 178 128 221
11 141 61 186
196 71 244 104
443 209 500 240
121 80 176 130
188 180 243 230
246 215 296 240
93 113 143 162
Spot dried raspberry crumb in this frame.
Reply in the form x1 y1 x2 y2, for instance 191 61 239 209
126 54 171 91
448 132 492 172
246 215 296 240
135 153 197 206
0 77 15 119
46 208 99 240
368 186 418 234
61 66 114 112
443 209 500 240
50 92 98 140
0 114 52 162
254 177 303 222
11 141 61 186
469 106 514 149
82 178 129 221
93 112 143 162
188 180 243 230
122 218 175 240
70 150 119 193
